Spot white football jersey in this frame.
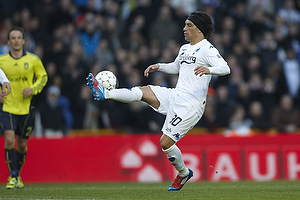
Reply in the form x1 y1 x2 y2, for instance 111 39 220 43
158 39 230 114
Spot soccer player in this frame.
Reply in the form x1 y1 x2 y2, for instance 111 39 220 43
0 26 48 189
87 11 230 191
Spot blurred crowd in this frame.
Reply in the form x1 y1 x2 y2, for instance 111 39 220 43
0 0 300 136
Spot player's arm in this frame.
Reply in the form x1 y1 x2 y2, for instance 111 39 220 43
203 47 230 76
144 61 180 77
156 62 180 74
144 47 182 77
29 58 48 95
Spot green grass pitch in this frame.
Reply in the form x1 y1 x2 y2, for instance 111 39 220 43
1 181 300 200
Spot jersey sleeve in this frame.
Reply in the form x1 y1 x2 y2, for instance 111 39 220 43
157 47 181 74
204 47 230 76
31 57 48 95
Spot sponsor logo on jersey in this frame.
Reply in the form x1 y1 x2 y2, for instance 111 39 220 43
8 76 28 82
179 52 196 65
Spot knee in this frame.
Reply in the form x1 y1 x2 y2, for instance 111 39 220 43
5 137 15 148
17 145 27 153
160 135 175 150
160 138 168 150
17 139 28 152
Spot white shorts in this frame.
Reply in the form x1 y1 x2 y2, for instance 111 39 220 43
149 85 204 142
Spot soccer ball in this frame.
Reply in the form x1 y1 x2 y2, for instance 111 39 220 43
95 70 118 90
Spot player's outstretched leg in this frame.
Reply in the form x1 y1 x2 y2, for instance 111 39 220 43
86 73 106 100
168 168 193 191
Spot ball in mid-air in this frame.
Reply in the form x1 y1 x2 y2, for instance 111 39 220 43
95 70 118 90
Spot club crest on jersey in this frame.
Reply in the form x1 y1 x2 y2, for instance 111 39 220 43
24 63 29 70
173 133 180 139
179 53 196 65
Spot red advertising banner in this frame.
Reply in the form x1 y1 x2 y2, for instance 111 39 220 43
282 145 300 180
244 146 280 181
1 134 300 183
206 146 242 181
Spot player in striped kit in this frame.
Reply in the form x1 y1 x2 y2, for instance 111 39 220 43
87 11 230 191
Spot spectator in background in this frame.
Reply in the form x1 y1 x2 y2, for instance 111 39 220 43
149 5 181 48
271 94 300 133
94 39 115 68
258 31 279 74
224 104 253 137
62 23 81 49
196 92 217 132
102 17 121 55
246 0 276 16
77 84 100 129
260 63 279 115
247 101 271 132
0 28 9 55
243 55 263 81
230 2 248 30
236 82 253 113
214 85 235 130
277 0 300 24
248 8 272 41
273 14 289 43
47 0 76 33
38 85 66 138
79 12 101 60
45 36 68 73
278 47 300 107
282 23 300 57
170 0 199 16
124 0 157 41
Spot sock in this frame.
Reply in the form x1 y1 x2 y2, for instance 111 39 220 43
5 148 18 178
163 144 189 177
17 149 27 175
106 87 143 103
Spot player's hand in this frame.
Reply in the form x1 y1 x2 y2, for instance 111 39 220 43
194 66 210 76
144 64 159 77
22 87 33 98
2 82 11 96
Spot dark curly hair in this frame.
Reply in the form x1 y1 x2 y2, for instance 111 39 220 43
188 11 214 39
